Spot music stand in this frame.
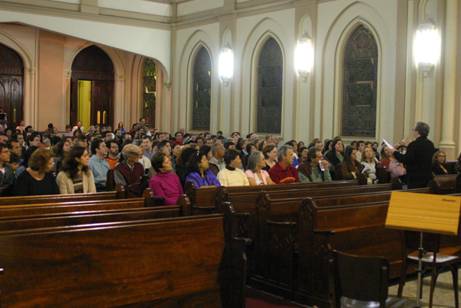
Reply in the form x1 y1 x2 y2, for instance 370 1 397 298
385 192 461 307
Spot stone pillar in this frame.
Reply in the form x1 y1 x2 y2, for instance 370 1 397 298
439 0 458 159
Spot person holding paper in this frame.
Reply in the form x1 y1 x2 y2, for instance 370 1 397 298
391 122 435 189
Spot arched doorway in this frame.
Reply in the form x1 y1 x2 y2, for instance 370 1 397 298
0 43 24 126
70 45 114 129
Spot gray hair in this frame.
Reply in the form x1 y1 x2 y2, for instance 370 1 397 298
277 145 293 162
415 122 430 137
211 143 223 155
247 151 263 171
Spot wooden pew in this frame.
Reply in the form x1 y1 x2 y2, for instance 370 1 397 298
184 182 219 214
0 206 184 232
294 199 401 307
0 214 246 308
0 195 191 219
245 187 430 301
0 185 127 206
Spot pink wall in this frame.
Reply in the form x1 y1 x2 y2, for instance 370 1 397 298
37 31 65 129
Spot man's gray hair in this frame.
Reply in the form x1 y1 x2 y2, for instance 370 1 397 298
211 143 223 155
277 145 293 162
247 151 263 172
415 122 430 137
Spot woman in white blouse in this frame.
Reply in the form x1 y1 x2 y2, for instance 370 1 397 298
245 151 274 186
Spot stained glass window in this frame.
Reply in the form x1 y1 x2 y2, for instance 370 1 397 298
192 47 211 131
143 58 156 126
342 25 378 137
257 37 283 134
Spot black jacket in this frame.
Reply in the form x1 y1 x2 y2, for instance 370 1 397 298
394 136 435 188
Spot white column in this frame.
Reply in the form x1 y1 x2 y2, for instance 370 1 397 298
439 0 458 159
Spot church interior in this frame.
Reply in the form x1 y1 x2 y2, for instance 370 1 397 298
1 0 461 307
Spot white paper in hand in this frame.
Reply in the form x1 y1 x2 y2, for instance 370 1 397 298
382 139 395 150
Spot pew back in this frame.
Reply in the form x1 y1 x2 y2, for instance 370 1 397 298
0 215 227 307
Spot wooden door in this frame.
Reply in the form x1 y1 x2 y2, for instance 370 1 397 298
91 80 113 126
70 45 114 127
0 44 24 126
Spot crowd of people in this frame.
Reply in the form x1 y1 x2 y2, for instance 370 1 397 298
0 119 454 204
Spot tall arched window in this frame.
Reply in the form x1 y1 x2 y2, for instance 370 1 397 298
192 46 211 131
342 25 378 137
257 37 283 134
143 58 156 126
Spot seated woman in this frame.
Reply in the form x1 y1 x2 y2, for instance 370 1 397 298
14 148 59 195
298 147 332 183
361 147 378 184
56 146 96 194
262 144 277 171
245 151 274 186
432 150 449 175
340 146 364 181
150 153 183 205
217 149 249 187
185 151 221 188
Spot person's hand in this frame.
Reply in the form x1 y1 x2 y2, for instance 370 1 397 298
321 159 329 169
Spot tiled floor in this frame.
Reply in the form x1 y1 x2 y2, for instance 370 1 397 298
389 270 460 308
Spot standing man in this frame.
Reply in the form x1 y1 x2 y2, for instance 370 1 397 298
89 139 110 191
392 122 435 188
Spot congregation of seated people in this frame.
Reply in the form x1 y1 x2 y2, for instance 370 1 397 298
0 119 455 203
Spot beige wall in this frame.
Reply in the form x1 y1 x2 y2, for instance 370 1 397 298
37 31 65 129
0 24 168 131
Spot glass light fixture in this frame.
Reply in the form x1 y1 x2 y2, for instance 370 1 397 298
413 22 441 73
295 35 314 80
218 46 234 85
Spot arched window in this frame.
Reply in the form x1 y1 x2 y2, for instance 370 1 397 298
257 37 283 134
143 58 156 126
342 25 378 137
192 46 211 131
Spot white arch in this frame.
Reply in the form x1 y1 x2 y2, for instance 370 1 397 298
175 30 218 132
239 17 291 136
64 43 125 128
0 30 35 127
317 0 394 142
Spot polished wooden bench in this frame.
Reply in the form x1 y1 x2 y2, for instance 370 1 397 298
0 185 128 206
0 194 191 219
0 214 246 307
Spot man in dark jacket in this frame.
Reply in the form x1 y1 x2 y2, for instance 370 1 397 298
392 122 435 188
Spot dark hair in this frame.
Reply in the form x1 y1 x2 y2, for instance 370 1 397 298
90 138 105 155
106 140 119 149
262 144 277 159
177 146 196 166
0 143 7 154
151 153 167 173
157 140 170 151
61 146 89 179
29 148 53 174
246 143 256 155
224 141 235 149
224 149 240 167
343 146 357 169
199 145 211 157
331 137 343 154
28 132 41 144
187 151 206 174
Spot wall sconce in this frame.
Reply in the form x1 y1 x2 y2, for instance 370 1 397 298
413 21 441 75
218 46 234 86
295 35 314 81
